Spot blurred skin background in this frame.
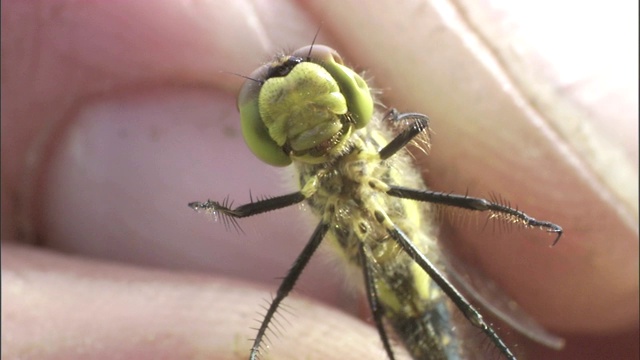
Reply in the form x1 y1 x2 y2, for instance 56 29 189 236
2 1 637 359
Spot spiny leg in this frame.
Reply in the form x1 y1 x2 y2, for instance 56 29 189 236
189 186 322 358
378 110 430 160
376 110 562 245
359 243 396 360
386 186 563 245
189 191 306 218
370 208 517 360
249 222 329 360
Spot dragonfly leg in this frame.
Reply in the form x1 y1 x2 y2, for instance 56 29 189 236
249 222 330 360
189 191 306 218
378 110 431 160
386 186 563 245
365 205 517 360
359 243 396 360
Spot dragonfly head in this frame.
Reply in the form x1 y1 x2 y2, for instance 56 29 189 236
238 45 374 166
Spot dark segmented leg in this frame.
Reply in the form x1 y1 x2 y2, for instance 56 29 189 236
359 243 396 360
386 186 563 245
376 110 562 246
249 221 330 360
190 190 323 359
370 208 517 360
378 110 430 160
189 191 306 218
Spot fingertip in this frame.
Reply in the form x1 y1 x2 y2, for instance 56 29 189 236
2 243 391 360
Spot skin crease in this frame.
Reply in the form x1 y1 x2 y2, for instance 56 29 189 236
2 1 637 360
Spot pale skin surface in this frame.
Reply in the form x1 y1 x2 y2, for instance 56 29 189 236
2 1 637 360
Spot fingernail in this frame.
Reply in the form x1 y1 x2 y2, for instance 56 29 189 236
41 88 256 265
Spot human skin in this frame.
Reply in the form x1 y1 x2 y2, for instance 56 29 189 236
2 1 637 360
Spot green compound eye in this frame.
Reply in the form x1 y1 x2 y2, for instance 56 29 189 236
237 64 290 166
237 45 374 167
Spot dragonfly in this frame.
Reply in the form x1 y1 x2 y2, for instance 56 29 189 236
189 42 564 360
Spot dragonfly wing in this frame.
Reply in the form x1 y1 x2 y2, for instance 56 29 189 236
439 248 565 350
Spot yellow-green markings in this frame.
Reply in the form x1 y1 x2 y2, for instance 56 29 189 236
189 44 563 360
